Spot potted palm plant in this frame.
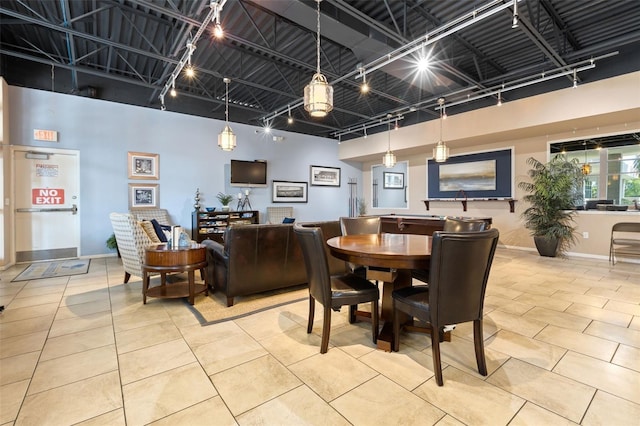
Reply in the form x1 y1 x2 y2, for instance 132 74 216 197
518 155 583 257
216 192 234 211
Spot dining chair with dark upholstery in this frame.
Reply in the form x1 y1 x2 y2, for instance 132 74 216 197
442 217 488 233
393 228 499 386
340 216 382 322
412 217 488 284
294 223 380 354
339 216 381 276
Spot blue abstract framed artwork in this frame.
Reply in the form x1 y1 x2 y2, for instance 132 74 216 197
427 148 513 199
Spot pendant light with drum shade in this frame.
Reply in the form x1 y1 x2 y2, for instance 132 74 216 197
218 77 236 151
383 119 396 168
581 141 591 175
303 0 333 118
433 97 449 162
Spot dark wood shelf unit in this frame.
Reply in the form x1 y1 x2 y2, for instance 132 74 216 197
422 198 516 213
192 210 259 243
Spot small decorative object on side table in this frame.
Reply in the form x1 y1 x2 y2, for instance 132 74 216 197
142 242 207 305
194 188 201 211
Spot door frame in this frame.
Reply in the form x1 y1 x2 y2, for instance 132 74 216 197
10 145 81 264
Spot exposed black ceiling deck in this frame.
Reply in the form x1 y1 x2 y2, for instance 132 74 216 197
550 133 640 153
1 0 639 140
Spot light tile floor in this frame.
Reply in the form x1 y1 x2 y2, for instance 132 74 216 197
1 249 639 425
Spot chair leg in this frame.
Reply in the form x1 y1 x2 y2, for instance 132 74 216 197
124 272 131 283
393 300 400 352
431 326 444 386
349 305 357 323
320 306 332 354
371 299 379 344
307 295 315 334
473 319 488 376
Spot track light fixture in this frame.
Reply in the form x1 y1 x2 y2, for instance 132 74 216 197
218 77 236 151
497 90 502 106
359 67 369 93
185 40 196 77
287 105 293 124
158 0 227 110
211 1 226 38
511 0 519 28
573 69 578 88
433 97 449 163
304 0 333 118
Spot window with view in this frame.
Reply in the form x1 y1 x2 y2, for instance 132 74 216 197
550 133 640 207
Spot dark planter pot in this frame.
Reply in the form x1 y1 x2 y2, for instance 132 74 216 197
534 236 559 257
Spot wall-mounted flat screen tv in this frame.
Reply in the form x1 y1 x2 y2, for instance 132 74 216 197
230 160 267 187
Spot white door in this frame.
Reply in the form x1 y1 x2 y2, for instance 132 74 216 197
13 147 80 262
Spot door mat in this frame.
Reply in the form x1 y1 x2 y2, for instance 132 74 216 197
186 284 308 326
12 259 91 282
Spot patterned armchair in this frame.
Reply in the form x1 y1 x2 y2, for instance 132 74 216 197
110 212 155 283
266 206 293 224
130 208 172 225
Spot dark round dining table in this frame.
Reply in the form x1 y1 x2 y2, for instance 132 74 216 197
326 233 433 351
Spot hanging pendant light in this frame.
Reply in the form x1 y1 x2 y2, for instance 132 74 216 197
218 77 236 151
303 0 333 118
433 97 449 162
581 141 591 175
382 120 396 168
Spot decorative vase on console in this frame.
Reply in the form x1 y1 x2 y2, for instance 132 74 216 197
194 188 201 212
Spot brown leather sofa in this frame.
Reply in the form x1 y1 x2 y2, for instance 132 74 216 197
201 221 347 306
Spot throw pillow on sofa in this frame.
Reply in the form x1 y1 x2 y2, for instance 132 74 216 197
282 217 295 224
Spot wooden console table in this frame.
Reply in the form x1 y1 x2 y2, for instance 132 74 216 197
142 243 207 305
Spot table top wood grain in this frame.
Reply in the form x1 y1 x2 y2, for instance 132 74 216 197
326 233 432 270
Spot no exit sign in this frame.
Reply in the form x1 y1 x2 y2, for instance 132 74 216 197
32 188 65 205
33 129 58 142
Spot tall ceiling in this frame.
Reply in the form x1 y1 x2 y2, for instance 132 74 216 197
2 0 639 140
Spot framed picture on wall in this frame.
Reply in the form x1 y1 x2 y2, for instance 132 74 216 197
129 183 158 209
427 148 513 199
383 172 404 189
272 180 308 203
310 165 341 186
128 151 159 179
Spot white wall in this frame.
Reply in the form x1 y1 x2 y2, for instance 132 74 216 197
8 86 363 257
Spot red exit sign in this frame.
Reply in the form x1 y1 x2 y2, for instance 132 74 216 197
33 129 59 142
32 188 65 205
